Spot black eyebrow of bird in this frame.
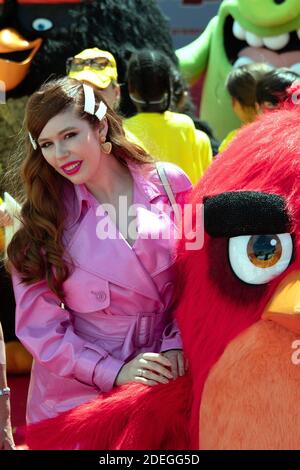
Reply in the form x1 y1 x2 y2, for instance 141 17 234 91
203 191 291 238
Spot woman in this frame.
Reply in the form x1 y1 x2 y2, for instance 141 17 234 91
0 322 15 450
7 77 191 449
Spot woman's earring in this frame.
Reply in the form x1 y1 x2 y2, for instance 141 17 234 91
101 141 112 154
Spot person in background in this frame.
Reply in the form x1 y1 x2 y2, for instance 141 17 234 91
170 67 220 156
256 68 300 112
67 47 145 149
124 49 212 185
219 63 273 153
0 322 15 450
67 48 121 111
7 77 190 449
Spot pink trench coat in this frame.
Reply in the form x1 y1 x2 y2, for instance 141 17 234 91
12 162 192 424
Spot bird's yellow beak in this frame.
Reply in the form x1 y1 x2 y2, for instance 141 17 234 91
262 270 300 333
0 28 42 91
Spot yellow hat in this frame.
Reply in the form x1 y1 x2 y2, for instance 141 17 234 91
67 48 118 89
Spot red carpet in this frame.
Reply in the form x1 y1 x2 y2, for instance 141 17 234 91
8 374 29 446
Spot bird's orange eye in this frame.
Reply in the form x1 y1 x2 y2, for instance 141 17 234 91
247 235 282 268
228 233 292 285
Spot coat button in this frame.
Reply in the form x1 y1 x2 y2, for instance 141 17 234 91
91 290 107 302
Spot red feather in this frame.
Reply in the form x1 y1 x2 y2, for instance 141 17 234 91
26 377 192 450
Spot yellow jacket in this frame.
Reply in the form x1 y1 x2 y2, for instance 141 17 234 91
219 129 239 153
124 111 212 184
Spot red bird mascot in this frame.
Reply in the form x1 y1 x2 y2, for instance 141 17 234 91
26 86 300 450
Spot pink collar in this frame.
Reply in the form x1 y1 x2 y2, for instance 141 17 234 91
64 161 165 229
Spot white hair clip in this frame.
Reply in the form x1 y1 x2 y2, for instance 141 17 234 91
95 101 107 121
28 132 37 150
83 84 107 121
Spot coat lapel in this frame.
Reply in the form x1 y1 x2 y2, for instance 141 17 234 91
67 206 161 302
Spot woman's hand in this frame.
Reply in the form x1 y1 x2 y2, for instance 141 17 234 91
0 399 15 450
115 352 174 386
162 349 187 380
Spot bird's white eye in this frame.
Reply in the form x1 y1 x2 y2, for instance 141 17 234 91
32 18 53 32
228 233 293 285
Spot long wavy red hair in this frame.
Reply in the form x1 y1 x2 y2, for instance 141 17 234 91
7 77 152 300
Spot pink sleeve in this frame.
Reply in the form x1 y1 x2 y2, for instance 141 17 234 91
162 162 192 210
12 273 124 393
160 319 182 352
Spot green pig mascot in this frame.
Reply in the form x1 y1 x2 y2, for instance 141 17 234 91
177 0 300 140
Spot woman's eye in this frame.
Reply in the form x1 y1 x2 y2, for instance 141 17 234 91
40 142 52 149
65 132 77 139
228 233 293 285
